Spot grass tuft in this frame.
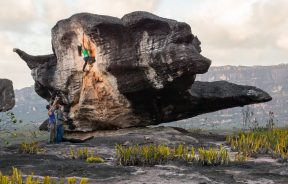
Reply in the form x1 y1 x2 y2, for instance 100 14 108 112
86 156 104 163
19 141 42 154
226 128 288 162
0 167 89 184
115 144 230 166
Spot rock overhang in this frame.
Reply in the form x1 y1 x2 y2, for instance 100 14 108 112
13 11 271 131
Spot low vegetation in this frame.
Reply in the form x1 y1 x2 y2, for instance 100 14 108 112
69 147 91 159
86 156 104 163
19 141 43 154
115 144 230 166
0 167 88 184
226 128 288 162
69 147 104 164
198 146 230 166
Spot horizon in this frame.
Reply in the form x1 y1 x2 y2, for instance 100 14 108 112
1 0 288 89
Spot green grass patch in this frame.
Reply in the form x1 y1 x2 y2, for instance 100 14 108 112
226 128 288 162
0 167 89 184
115 144 230 166
69 147 91 160
69 147 104 164
19 141 43 154
198 146 230 166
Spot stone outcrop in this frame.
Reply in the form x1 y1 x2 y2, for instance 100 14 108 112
0 79 15 112
14 11 272 131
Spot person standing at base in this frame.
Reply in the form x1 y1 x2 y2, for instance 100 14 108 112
46 109 55 143
55 104 65 143
46 96 59 143
46 105 55 143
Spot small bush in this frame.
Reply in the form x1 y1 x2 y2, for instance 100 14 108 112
69 147 92 160
226 128 288 162
80 178 89 184
67 177 77 184
19 141 42 154
86 156 104 163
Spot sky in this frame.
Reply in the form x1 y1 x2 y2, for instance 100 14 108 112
0 0 287 89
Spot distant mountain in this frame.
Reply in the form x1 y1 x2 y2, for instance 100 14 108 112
0 87 47 146
167 64 288 129
10 86 47 123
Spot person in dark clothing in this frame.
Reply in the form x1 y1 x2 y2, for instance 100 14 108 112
54 104 65 143
46 97 58 143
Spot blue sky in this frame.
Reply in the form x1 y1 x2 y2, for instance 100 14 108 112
0 0 288 89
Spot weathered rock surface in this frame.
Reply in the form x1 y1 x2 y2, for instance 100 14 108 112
14 11 271 131
0 79 15 112
1 127 287 184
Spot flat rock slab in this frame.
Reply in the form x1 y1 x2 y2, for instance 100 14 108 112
1 127 287 184
65 126 199 147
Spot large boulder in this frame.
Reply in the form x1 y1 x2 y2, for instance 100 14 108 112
14 11 271 131
0 79 15 112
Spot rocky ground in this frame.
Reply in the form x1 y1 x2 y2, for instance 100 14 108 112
0 126 287 184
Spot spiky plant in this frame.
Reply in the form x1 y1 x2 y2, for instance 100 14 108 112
67 177 77 184
226 128 288 162
80 178 89 184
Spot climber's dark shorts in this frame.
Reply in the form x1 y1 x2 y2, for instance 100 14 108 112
84 56 96 64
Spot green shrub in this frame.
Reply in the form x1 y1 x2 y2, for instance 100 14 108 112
226 128 288 162
19 141 42 154
86 156 104 163
67 177 76 184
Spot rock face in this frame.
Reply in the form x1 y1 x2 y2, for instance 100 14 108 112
0 79 15 112
14 11 271 131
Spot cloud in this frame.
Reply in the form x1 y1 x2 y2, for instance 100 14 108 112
0 0 38 32
182 0 288 66
41 0 160 25
0 34 34 89
0 0 161 89
0 0 287 89
72 0 160 17
249 0 288 29
276 35 288 52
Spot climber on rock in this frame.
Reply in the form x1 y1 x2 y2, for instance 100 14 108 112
78 34 96 72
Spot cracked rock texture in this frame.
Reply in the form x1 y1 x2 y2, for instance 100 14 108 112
14 11 271 131
0 79 15 112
